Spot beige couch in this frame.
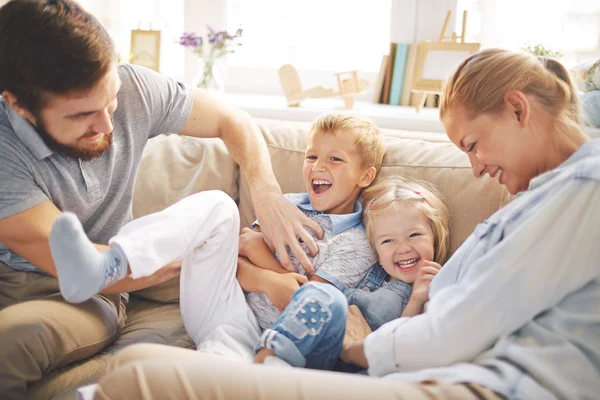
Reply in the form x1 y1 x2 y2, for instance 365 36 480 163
32 118 509 399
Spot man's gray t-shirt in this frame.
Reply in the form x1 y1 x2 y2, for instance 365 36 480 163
0 64 194 273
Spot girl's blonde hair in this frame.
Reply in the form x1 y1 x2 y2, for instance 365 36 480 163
439 48 581 133
309 113 386 172
361 177 450 264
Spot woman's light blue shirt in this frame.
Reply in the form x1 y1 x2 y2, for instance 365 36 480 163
364 140 600 400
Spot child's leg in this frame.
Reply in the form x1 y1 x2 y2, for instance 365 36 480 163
48 190 234 303
111 190 260 361
51 190 260 361
254 282 347 370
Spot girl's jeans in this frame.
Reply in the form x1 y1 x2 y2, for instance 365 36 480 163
255 282 347 370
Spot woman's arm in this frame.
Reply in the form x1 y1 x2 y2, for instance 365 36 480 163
364 181 600 377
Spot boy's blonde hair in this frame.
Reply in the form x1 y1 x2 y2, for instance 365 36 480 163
439 48 581 133
361 176 450 264
309 113 386 172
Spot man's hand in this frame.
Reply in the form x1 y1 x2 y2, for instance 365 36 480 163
264 272 308 312
252 191 323 274
340 305 372 368
102 259 182 294
147 259 182 286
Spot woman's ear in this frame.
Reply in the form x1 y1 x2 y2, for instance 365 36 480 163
504 90 530 128
359 167 377 188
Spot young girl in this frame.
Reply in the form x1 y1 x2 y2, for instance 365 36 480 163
253 176 450 370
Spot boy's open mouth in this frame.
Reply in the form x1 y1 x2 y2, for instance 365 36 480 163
312 179 332 195
395 258 418 270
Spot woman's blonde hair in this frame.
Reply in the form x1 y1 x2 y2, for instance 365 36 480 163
439 48 581 132
361 176 450 264
309 113 386 172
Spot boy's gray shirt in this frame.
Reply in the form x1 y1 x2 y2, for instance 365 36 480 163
0 64 194 273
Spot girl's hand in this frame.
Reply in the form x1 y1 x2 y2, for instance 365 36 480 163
410 261 442 305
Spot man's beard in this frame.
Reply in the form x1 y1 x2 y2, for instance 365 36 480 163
34 115 113 161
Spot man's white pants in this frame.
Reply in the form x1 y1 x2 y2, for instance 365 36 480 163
109 190 260 362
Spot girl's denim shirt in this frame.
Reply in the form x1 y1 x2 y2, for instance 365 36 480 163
344 263 412 331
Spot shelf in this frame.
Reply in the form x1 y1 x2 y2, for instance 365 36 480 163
221 92 445 133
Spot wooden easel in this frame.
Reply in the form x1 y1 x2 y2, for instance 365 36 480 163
412 10 469 112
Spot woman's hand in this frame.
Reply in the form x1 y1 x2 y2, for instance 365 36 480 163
264 272 308 312
340 305 372 368
252 191 323 275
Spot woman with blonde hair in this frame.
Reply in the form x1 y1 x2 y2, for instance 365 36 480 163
92 49 599 400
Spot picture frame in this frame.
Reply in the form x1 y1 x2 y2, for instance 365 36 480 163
412 41 481 93
129 29 161 72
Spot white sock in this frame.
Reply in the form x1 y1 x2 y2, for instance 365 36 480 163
49 212 128 303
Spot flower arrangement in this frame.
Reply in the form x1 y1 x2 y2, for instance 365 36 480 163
179 26 243 90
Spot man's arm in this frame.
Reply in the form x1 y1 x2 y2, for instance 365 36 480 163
0 201 179 293
178 89 323 273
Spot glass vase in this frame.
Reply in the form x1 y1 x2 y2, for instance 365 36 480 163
192 56 225 94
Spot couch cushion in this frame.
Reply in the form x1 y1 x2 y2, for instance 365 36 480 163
239 119 509 256
132 134 239 219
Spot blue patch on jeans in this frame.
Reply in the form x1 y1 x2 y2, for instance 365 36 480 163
280 295 333 339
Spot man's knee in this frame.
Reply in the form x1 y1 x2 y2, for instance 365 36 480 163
0 308 53 393
0 297 120 384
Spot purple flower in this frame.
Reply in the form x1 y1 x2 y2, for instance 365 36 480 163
178 32 203 48
179 25 242 58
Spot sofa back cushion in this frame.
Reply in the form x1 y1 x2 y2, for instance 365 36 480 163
131 118 509 302
133 134 239 219
238 120 509 257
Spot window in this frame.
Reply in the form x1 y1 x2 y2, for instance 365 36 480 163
456 0 600 66
223 0 391 94
226 0 391 73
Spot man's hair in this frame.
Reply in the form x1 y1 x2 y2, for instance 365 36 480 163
0 0 116 112
308 113 386 172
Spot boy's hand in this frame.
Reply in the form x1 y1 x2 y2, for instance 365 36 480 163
410 261 442 305
238 227 263 258
264 272 308 311
253 192 323 275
